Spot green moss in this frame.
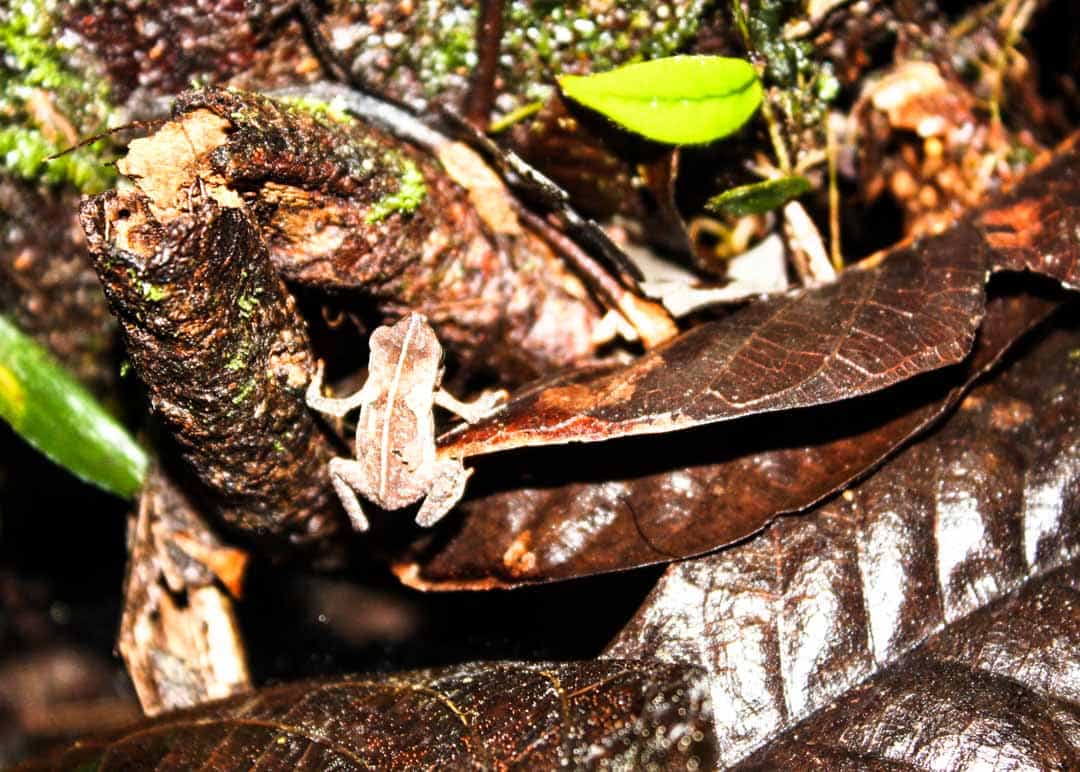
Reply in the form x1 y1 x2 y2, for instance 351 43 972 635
365 157 427 224
0 0 117 193
423 21 475 84
224 338 251 372
139 282 167 302
225 353 245 372
224 332 255 372
1008 144 1036 167
237 294 258 318
127 269 167 302
278 94 355 127
504 1 705 80
231 377 257 405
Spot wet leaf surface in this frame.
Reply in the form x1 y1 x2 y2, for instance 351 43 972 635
14 660 716 771
605 321 1080 767
976 136 1080 289
734 560 1080 769
442 139 1080 460
394 287 1063 588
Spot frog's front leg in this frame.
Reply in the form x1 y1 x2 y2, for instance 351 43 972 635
415 457 473 527
306 361 376 418
326 457 373 532
434 388 507 424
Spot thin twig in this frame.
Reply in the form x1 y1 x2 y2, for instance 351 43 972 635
517 206 677 347
515 205 625 312
826 113 842 272
759 96 792 175
463 0 505 130
296 0 354 88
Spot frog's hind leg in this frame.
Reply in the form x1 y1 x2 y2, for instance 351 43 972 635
415 459 473 527
327 457 372 532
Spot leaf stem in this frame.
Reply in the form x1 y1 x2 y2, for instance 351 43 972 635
826 113 842 272
759 95 792 175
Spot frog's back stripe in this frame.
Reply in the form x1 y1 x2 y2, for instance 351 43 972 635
380 314 420 500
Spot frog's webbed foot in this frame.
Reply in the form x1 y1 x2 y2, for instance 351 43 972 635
327 457 371 532
434 387 508 424
415 458 473 527
306 360 374 418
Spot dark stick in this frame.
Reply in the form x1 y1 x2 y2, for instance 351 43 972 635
515 205 625 314
463 0 505 130
295 0 415 112
438 106 645 285
296 0 354 87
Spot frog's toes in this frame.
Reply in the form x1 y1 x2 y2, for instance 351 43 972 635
415 459 473 527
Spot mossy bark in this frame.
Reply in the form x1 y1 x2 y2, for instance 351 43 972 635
80 189 346 561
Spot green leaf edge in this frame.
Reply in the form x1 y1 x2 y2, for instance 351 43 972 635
557 55 763 145
0 316 148 499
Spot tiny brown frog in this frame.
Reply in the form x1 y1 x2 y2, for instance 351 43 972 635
306 313 502 531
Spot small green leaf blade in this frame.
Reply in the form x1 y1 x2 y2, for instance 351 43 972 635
557 55 763 145
0 316 147 498
706 175 811 217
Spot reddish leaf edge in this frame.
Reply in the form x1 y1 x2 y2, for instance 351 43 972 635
439 133 1080 462
396 289 1069 590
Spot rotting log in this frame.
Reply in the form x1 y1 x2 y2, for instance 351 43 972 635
118 87 608 382
80 188 346 562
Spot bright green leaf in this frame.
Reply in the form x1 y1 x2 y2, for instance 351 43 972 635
557 55 763 145
706 175 811 217
0 316 148 499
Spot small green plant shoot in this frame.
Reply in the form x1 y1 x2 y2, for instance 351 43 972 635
557 55 763 145
706 175 811 217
